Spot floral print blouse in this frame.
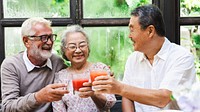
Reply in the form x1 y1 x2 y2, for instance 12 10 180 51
52 62 116 112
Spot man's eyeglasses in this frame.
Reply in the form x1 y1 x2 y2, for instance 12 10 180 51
65 42 88 51
27 34 57 43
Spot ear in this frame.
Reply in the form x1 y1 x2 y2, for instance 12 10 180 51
23 37 29 47
147 25 155 38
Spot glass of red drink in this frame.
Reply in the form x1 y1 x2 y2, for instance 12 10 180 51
90 70 108 82
72 73 89 95
90 69 108 91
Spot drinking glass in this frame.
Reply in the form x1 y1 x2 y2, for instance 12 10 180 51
63 79 70 91
72 73 89 95
90 70 108 82
90 69 108 91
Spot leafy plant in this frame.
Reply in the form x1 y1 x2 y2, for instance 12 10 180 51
191 33 200 77
192 34 200 49
180 0 200 16
85 27 132 80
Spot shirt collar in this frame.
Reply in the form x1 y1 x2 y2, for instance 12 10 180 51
156 37 170 60
23 50 52 72
139 37 170 62
139 52 146 62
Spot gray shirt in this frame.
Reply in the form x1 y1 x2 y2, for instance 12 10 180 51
1 51 66 112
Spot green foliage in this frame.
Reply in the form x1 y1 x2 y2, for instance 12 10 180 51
83 0 133 18
191 33 200 77
180 0 200 16
114 0 128 7
194 59 200 76
5 0 69 17
53 27 72 67
137 0 151 7
192 34 200 48
86 27 132 79
50 0 69 17
180 0 200 78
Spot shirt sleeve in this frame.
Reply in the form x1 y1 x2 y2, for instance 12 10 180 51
122 55 134 85
103 94 117 110
1 59 41 112
159 54 197 91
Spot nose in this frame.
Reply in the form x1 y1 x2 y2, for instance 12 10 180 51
74 47 81 53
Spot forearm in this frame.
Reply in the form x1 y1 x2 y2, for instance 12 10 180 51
119 84 171 108
122 97 135 112
2 93 40 112
91 94 107 110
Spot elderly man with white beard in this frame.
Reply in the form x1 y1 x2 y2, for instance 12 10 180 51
1 17 68 112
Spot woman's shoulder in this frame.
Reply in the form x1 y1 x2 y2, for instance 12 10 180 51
92 62 109 68
54 68 72 83
91 62 110 73
55 68 68 76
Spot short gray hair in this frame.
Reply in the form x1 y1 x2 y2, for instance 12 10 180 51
61 25 90 61
21 17 52 37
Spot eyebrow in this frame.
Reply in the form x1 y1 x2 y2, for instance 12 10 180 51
67 41 87 45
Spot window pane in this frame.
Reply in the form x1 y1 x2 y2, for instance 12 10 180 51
180 0 200 17
5 28 25 56
83 0 152 18
85 27 132 80
180 25 200 77
3 0 70 18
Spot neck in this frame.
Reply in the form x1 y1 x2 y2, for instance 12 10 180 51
28 55 47 66
69 61 91 73
145 36 165 61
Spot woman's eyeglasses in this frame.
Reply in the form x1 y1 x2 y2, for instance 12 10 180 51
65 42 88 51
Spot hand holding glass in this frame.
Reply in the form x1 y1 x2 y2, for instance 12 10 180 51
90 69 108 91
72 74 89 95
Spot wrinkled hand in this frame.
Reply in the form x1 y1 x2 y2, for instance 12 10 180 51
78 82 94 98
35 83 69 103
92 75 123 94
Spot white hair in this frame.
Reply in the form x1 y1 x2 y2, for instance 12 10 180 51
60 24 90 60
21 17 52 37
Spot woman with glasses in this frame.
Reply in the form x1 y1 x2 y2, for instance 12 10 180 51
52 25 116 112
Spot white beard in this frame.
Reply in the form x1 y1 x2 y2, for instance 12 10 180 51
30 44 52 61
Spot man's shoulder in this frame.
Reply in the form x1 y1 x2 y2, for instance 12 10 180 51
50 54 66 69
170 43 192 56
50 54 63 61
2 52 24 66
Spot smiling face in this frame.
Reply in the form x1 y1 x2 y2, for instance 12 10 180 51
24 23 53 63
65 32 89 66
128 16 149 52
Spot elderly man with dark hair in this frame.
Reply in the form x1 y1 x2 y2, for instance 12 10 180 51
92 4 197 112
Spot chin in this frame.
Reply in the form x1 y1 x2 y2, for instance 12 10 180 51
74 58 87 64
40 51 52 59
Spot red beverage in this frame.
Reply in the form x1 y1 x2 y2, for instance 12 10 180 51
90 70 107 82
72 79 89 91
